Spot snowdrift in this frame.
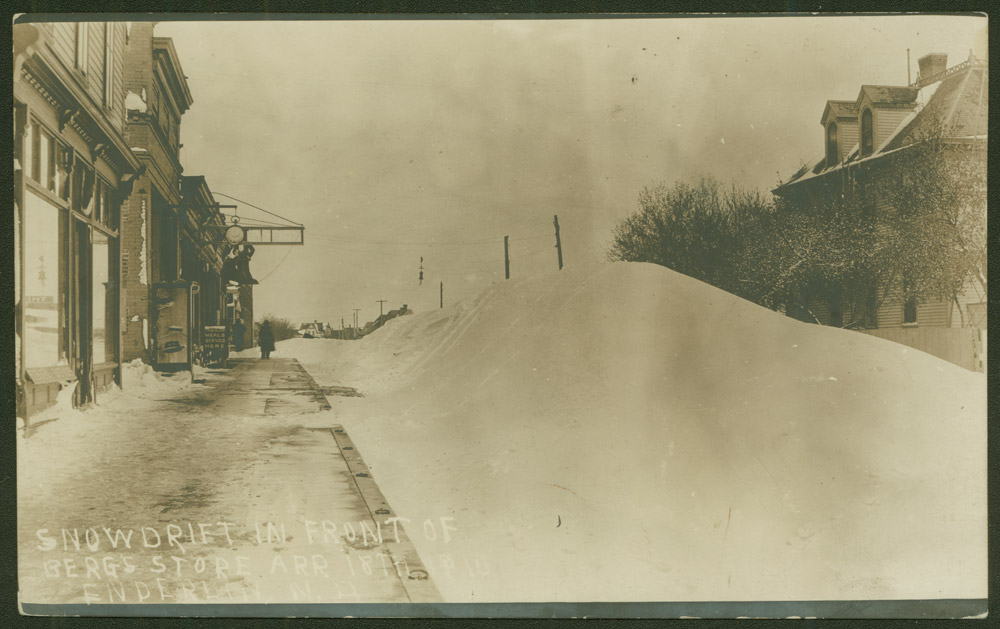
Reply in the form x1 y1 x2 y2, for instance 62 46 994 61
290 261 986 603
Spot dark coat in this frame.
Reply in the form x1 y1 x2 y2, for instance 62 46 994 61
231 321 246 350
258 324 276 352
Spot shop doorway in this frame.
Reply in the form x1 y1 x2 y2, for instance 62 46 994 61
72 218 92 405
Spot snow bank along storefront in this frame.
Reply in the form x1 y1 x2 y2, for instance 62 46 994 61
14 22 142 420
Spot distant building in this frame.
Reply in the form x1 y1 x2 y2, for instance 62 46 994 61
180 176 255 354
773 51 987 330
361 304 414 337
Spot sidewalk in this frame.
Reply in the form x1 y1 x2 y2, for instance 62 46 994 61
18 358 439 608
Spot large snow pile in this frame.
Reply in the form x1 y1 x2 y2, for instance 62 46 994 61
289 261 986 603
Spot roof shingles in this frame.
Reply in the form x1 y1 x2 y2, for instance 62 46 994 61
778 61 987 190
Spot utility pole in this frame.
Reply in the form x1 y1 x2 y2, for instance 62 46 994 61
504 235 510 279
553 214 564 270
376 299 387 317
353 308 361 340
440 281 444 309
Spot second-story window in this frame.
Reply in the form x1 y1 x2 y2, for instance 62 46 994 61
104 23 113 109
169 117 179 151
826 122 838 166
902 275 918 324
75 23 88 74
29 121 58 194
860 108 873 157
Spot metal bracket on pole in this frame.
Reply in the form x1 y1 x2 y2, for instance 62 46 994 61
171 203 305 246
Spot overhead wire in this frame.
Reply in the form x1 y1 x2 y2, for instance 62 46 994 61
298 229 553 248
213 192 303 226
212 190 555 246
256 246 295 282
218 213 293 228
306 233 506 247
209 192 558 289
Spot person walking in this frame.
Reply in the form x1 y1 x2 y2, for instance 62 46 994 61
258 320 275 360
231 318 246 353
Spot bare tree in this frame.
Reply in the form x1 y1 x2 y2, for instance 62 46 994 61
608 177 776 304
608 124 985 329
879 132 987 324
255 315 298 343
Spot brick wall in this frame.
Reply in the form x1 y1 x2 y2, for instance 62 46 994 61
121 179 152 362
122 22 154 104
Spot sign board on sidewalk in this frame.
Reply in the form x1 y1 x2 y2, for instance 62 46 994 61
203 325 230 368
203 325 228 351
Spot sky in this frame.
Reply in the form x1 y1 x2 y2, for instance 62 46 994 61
154 15 987 325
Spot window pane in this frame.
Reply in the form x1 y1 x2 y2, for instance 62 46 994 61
861 109 873 155
23 121 32 178
94 181 103 223
31 123 41 182
76 23 88 71
92 231 110 362
108 189 119 230
23 193 62 368
46 134 56 191
104 23 113 108
38 132 48 188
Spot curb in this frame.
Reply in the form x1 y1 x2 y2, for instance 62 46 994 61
293 359 333 411
326 425 442 603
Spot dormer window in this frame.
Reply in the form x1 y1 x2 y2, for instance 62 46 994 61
826 122 838 166
860 108 874 156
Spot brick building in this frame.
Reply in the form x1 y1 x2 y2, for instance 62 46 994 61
119 25 194 364
14 21 144 418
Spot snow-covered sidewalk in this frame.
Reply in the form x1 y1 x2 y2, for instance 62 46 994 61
18 358 437 606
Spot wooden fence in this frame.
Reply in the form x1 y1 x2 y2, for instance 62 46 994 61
859 327 986 373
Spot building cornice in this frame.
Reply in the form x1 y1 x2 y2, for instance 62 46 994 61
21 49 142 179
152 37 193 114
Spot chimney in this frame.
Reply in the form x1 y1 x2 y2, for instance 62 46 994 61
917 52 948 84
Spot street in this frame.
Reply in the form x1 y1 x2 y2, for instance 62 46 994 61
17 358 439 606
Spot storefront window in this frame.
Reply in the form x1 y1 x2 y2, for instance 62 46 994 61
29 122 59 193
38 127 49 186
23 193 63 368
30 122 40 182
92 231 110 363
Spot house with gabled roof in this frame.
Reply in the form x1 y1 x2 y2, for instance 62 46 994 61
773 51 987 370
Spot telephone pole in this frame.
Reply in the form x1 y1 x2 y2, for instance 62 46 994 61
504 235 510 279
553 214 564 270
440 281 444 308
376 299 387 317
353 308 361 339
